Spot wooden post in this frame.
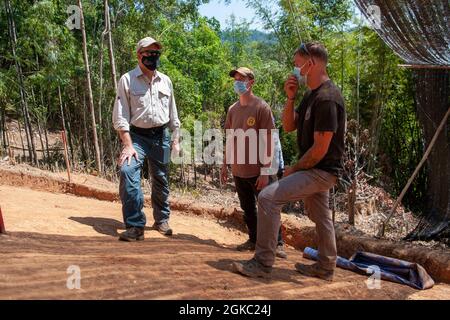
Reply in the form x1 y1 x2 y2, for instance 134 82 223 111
378 105 450 237
348 179 356 226
61 130 71 183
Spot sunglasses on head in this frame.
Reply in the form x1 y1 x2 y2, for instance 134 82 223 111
298 43 315 63
299 43 311 56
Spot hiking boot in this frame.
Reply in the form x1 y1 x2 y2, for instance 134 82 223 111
276 245 288 259
153 221 173 236
119 227 145 242
232 258 272 279
295 262 334 282
236 240 256 251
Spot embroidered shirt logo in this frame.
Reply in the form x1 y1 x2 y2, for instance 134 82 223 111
247 117 256 127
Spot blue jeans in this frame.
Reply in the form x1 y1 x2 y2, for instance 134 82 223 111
119 128 171 229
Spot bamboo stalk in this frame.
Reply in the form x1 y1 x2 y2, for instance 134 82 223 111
61 130 71 183
78 0 102 174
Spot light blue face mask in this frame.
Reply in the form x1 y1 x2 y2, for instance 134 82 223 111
293 60 310 85
293 67 302 82
234 81 248 95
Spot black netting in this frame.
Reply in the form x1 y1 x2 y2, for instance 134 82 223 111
355 0 450 66
405 69 450 243
405 208 450 244
354 1 450 243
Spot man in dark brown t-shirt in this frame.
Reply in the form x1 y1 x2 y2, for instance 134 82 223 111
221 67 287 259
296 80 346 176
233 43 346 282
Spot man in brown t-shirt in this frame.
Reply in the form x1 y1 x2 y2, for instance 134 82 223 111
221 67 287 259
232 43 346 282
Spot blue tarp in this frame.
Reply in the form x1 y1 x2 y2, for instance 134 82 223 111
303 247 435 290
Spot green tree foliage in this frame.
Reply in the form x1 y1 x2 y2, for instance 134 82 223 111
0 0 428 213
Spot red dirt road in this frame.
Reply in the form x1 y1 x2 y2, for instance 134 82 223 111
0 185 449 300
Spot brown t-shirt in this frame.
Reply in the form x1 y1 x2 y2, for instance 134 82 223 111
225 96 275 178
295 80 346 176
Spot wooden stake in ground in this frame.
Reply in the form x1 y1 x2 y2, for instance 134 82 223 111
0 206 6 234
61 130 71 183
378 105 450 238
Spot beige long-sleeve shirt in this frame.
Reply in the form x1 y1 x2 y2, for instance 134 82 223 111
112 66 181 132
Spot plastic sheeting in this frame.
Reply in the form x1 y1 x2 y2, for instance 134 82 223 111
303 247 435 290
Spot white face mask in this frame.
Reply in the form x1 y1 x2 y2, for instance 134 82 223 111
293 67 303 84
293 60 312 86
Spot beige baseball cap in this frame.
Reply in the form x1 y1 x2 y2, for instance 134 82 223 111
136 36 162 53
229 67 255 80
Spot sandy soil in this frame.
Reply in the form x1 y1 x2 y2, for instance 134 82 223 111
1 185 449 300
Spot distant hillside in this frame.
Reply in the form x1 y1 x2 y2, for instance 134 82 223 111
221 29 277 44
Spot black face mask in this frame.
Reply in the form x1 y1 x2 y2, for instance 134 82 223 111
141 54 160 71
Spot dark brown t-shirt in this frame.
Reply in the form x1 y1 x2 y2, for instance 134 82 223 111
225 96 275 178
295 80 346 176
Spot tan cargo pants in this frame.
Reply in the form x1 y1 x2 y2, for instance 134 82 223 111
255 168 338 270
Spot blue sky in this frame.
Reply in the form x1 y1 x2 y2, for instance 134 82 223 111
199 0 271 31
199 1 365 32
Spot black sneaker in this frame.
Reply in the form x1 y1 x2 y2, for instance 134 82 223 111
236 240 256 251
153 221 173 236
295 262 334 282
232 258 272 279
119 227 145 242
276 245 288 259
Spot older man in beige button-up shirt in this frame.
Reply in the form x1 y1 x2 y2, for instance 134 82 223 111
113 36 180 242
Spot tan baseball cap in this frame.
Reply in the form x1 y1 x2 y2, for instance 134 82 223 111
229 67 255 80
136 36 162 53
